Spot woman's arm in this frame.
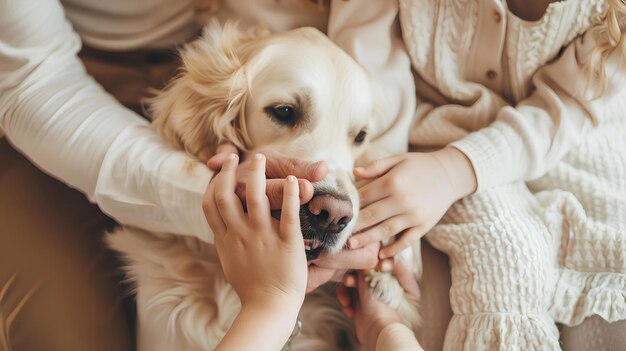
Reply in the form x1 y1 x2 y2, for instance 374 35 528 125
0 0 213 240
452 27 626 192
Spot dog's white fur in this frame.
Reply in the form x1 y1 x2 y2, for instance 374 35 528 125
108 22 421 351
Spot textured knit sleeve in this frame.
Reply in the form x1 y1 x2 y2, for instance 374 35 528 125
0 0 213 242
326 0 416 163
451 29 626 192
375 323 424 351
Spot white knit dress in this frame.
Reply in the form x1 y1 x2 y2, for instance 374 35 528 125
400 0 626 349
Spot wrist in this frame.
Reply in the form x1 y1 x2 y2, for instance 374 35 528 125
241 294 302 321
432 147 477 201
217 302 301 351
365 316 401 350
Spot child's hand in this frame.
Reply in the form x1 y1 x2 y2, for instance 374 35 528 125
204 153 307 311
350 147 476 259
207 143 327 209
335 262 420 348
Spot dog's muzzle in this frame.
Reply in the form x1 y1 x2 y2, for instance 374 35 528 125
273 191 354 260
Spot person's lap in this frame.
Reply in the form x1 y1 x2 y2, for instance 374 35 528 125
0 139 132 351
418 115 626 350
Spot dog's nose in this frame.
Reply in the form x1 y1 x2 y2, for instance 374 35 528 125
307 194 353 234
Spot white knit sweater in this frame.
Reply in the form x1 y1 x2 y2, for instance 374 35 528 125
399 0 626 349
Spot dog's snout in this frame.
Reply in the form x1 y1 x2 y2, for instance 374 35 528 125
307 194 353 234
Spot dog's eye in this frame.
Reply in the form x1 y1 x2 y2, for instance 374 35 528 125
354 129 367 145
267 105 297 125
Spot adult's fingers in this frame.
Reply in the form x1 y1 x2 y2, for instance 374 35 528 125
391 260 420 299
246 154 271 225
312 242 380 270
263 151 328 182
213 154 245 227
207 143 239 171
266 178 315 209
350 215 415 250
353 155 403 180
379 226 424 259
306 265 337 293
279 175 302 241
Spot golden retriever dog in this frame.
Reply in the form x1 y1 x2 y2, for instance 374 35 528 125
108 22 420 351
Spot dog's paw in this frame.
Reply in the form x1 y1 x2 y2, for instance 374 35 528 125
365 271 405 309
365 271 421 330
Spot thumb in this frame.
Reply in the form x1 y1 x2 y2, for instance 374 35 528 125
353 155 404 180
279 175 302 241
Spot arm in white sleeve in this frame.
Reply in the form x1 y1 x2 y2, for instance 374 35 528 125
0 0 213 242
452 29 626 191
326 0 416 162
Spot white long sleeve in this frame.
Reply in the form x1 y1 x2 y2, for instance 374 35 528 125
0 0 213 241
452 29 626 191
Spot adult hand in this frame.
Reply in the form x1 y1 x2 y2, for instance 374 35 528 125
207 143 327 209
306 241 381 292
349 147 477 259
204 153 307 309
335 262 419 348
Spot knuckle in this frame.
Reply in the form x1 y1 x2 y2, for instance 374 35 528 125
269 183 283 201
214 192 230 209
371 159 383 172
379 222 394 238
202 198 212 213
286 158 298 174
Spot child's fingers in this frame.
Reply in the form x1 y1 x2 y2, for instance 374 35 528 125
342 273 357 288
213 154 245 226
246 154 271 225
353 155 403 180
351 198 397 234
279 175 302 241
335 285 355 318
266 178 315 209
351 214 414 249
203 181 226 237
378 226 423 259
356 176 392 209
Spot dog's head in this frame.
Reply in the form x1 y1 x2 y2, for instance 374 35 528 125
151 23 373 259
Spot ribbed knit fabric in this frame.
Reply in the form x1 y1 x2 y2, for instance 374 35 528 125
400 0 626 349
426 118 626 348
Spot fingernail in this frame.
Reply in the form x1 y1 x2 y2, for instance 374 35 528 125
354 167 365 173
227 153 237 161
287 175 296 183
254 153 263 160
348 237 359 249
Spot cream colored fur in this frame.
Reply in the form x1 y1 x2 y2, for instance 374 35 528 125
108 22 421 351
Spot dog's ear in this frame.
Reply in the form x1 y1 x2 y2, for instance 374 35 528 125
149 22 270 162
